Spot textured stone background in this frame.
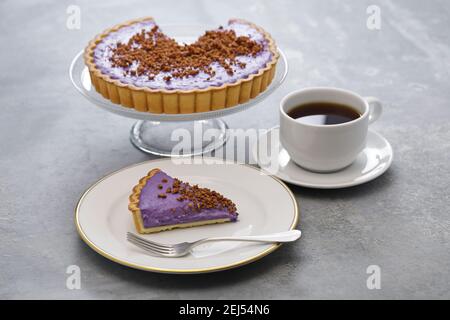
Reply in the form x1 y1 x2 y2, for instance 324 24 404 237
0 0 449 299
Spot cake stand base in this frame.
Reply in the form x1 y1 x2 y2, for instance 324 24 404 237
130 119 228 157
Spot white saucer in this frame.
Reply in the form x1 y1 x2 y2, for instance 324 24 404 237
252 128 393 189
75 158 299 274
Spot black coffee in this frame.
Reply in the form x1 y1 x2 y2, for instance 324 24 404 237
287 102 361 125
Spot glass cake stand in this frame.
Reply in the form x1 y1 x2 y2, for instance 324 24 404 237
69 25 288 157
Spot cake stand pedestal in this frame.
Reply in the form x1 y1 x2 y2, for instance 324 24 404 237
69 26 287 157
130 119 228 156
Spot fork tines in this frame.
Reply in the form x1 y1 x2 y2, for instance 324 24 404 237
126 232 176 256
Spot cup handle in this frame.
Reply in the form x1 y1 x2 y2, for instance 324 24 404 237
365 97 383 124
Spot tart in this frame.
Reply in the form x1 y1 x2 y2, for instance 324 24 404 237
129 169 238 234
84 17 279 114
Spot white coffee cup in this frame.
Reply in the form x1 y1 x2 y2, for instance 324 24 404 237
280 87 383 172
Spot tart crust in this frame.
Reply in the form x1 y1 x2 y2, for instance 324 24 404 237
84 17 279 114
128 169 233 234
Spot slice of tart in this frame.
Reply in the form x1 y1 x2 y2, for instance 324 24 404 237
129 169 238 234
84 17 279 114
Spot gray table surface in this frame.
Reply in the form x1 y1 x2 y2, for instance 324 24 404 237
1 0 449 299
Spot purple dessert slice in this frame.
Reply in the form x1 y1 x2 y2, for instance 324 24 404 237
129 169 238 234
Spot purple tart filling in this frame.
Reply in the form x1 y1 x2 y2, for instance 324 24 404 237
93 20 273 90
138 171 238 228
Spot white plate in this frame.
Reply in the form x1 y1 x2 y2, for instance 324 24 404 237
75 159 299 273
252 128 393 189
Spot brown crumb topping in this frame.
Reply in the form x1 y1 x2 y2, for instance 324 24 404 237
155 177 237 214
179 179 237 214
110 25 263 81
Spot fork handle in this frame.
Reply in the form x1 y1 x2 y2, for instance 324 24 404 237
195 230 301 245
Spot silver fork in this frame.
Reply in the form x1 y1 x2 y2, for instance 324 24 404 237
127 230 301 257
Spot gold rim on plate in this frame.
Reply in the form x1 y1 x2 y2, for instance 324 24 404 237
74 158 300 274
